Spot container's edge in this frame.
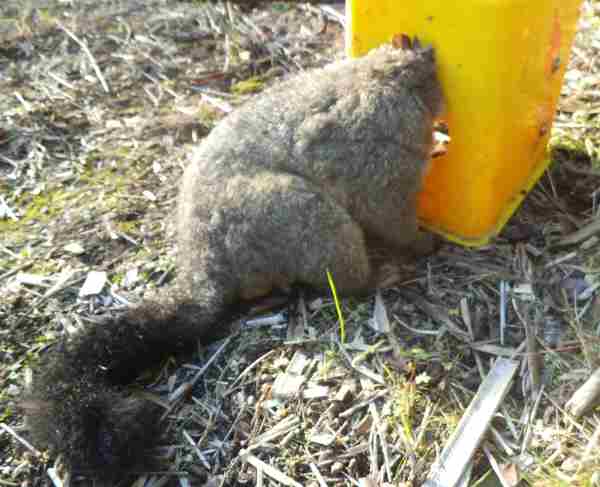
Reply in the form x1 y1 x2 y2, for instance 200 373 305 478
420 152 551 247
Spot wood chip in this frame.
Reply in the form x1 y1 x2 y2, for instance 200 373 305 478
241 452 303 487
302 384 329 399
79 270 107 297
272 373 305 399
424 359 519 487
369 289 391 333
565 366 600 417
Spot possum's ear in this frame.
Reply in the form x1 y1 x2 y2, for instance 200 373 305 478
392 33 412 50
401 34 412 50
412 36 422 49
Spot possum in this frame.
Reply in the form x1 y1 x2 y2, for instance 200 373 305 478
23 36 444 480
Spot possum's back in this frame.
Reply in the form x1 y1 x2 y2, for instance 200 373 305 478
188 43 443 189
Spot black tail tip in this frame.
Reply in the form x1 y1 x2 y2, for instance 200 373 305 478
24 387 165 481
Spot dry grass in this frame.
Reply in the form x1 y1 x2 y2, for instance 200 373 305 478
1 1 599 486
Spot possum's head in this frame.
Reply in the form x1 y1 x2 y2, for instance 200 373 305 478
367 37 446 119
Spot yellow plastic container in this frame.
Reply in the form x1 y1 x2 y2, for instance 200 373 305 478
347 0 583 246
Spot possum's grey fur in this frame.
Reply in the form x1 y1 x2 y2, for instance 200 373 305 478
24 39 444 481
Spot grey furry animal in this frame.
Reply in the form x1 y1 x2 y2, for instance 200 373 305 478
23 37 444 480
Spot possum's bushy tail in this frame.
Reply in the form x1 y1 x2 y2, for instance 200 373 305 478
23 292 231 479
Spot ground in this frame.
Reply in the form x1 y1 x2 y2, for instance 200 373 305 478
1 1 600 486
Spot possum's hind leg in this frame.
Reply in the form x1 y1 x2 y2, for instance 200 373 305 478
217 172 374 299
283 179 374 296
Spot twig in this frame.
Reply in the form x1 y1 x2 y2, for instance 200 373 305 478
321 5 346 26
46 468 63 487
56 21 110 93
556 217 600 247
0 244 19 258
225 348 277 396
424 359 519 487
0 423 42 457
169 336 233 405
0 153 18 168
240 452 303 487
339 390 387 418
0 478 19 486
369 404 392 482
46 71 76 91
521 385 544 453
32 270 80 308
201 93 233 113
401 288 470 342
13 92 32 111
0 260 33 282
566 367 600 417
182 430 211 470
302 4 346 27
309 463 327 487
